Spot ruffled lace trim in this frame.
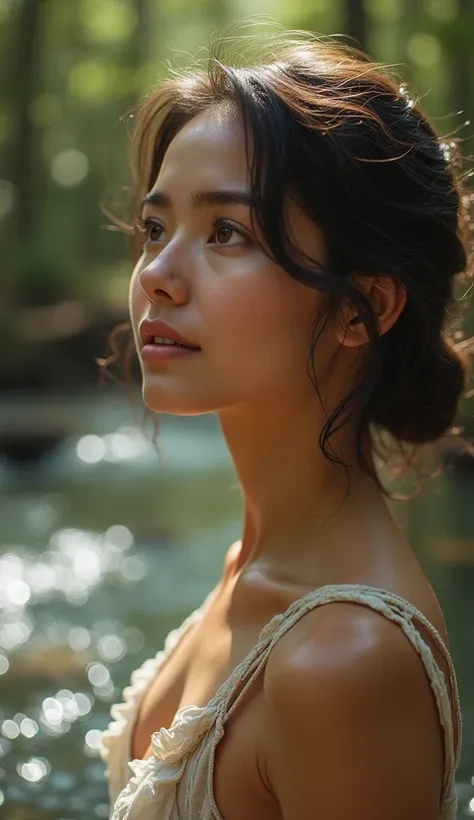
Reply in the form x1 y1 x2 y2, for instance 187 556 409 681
103 580 460 820
110 704 219 820
100 590 215 804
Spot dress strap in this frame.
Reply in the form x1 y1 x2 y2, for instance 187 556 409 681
209 584 461 819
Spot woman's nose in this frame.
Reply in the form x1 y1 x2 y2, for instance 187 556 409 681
138 251 189 305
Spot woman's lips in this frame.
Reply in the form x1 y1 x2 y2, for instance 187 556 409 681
139 318 200 349
140 343 201 362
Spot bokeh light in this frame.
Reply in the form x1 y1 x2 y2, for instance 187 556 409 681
68 59 119 103
17 757 50 783
84 729 103 755
79 0 138 43
407 32 442 67
50 149 89 187
76 435 106 464
2 720 20 740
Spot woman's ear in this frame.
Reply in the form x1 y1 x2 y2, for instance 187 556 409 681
336 276 407 348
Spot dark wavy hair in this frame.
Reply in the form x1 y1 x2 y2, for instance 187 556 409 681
101 29 473 489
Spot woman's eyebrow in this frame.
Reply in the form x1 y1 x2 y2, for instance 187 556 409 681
141 189 252 209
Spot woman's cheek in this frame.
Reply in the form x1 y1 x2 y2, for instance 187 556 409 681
207 285 274 355
129 266 147 330
206 288 298 391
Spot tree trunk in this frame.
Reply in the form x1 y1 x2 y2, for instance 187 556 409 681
343 0 368 54
451 0 471 124
11 0 41 243
1 0 41 317
127 0 149 90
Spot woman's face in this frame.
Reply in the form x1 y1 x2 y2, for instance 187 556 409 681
129 106 330 417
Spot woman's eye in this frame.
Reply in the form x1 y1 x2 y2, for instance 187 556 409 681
211 218 248 247
137 218 164 244
148 223 164 242
136 216 248 248
215 225 234 245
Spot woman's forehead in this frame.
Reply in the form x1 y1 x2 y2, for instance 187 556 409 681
161 107 247 176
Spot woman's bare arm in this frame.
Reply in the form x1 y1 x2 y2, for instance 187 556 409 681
262 603 445 820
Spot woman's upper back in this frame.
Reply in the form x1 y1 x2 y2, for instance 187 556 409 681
101 582 462 820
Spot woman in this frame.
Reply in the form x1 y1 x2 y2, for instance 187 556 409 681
99 28 470 820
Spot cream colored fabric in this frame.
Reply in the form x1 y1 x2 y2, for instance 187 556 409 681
100 586 218 804
100 584 462 820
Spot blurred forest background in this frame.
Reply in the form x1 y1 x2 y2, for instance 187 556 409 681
0 2 474 819
0 0 474 402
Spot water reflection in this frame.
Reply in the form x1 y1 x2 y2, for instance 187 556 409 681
0 523 139 616
76 428 151 464
2 721 20 740
20 717 39 738
97 634 126 662
0 444 231 820
85 729 104 755
18 757 50 783
0 506 155 816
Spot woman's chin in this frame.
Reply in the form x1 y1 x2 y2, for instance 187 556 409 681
141 384 215 417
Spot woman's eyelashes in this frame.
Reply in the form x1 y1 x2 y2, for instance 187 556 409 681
135 215 252 249
135 216 163 244
210 216 251 247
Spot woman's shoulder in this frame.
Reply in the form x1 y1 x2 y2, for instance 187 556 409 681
262 578 452 693
263 589 429 691
259 587 453 819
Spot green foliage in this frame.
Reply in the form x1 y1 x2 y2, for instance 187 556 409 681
364 0 402 24
0 0 472 337
78 0 138 44
431 15 474 50
13 240 75 307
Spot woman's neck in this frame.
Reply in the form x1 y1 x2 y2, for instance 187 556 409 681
217 403 397 583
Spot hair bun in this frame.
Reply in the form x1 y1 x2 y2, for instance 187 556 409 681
379 338 466 444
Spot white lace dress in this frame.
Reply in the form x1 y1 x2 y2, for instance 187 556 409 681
100 584 462 820
100 586 217 806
